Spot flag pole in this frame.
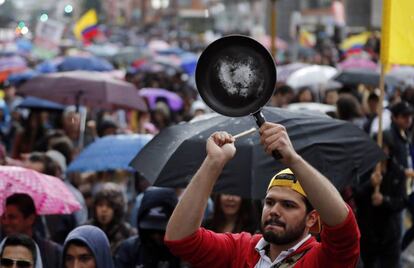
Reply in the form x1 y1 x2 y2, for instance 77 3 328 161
374 64 386 193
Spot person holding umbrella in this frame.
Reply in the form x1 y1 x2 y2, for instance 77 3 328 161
165 122 360 267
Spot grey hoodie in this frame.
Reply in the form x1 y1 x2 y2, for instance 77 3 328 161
0 236 43 268
62 225 114 268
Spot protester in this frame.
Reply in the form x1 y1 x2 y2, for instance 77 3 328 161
165 123 360 267
1 193 62 268
203 193 260 234
0 234 42 268
354 133 407 267
336 93 365 129
114 187 186 267
87 183 136 253
269 84 294 108
62 225 114 268
382 101 414 250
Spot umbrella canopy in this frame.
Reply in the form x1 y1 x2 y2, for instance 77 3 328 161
17 96 65 111
19 71 148 111
67 134 153 173
57 56 114 72
337 58 378 71
130 107 383 199
0 166 81 215
333 69 400 88
287 102 336 114
388 66 414 87
0 55 27 72
286 65 338 89
276 63 310 83
138 88 184 111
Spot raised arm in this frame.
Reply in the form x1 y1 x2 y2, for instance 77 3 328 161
259 122 349 227
165 132 236 241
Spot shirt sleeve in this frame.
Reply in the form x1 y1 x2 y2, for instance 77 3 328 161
319 204 361 266
165 228 252 268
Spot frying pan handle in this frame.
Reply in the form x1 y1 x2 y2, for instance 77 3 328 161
253 111 282 160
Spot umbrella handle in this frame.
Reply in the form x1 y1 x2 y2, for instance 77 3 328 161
252 111 282 160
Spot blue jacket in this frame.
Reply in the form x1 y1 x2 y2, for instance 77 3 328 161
63 225 114 268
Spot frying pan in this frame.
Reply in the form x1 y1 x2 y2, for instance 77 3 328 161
196 35 281 158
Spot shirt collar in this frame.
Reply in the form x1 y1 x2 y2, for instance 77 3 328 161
255 234 312 264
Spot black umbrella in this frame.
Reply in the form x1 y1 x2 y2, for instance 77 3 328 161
333 69 400 88
130 107 384 199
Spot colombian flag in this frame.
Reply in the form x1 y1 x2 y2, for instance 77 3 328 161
340 32 371 51
381 0 414 65
73 9 98 41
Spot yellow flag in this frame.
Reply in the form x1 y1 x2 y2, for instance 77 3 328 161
381 0 414 65
73 9 98 40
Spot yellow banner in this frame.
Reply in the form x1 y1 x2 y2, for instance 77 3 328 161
381 0 414 65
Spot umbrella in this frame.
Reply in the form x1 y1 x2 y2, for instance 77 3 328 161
130 107 383 199
67 134 153 173
388 66 414 87
0 166 81 215
276 63 310 83
17 96 65 111
333 69 400 88
286 65 338 89
287 102 336 114
138 88 184 111
19 71 148 111
337 58 378 71
0 55 27 72
57 56 114 72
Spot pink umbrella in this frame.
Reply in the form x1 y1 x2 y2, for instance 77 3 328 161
338 58 378 71
0 166 81 215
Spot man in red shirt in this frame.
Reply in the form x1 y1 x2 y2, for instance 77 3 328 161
165 122 360 267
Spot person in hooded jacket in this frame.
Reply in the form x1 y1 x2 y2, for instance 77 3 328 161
87 183 136 254
62 225 114 268
114 187 187 268
0 234 43 268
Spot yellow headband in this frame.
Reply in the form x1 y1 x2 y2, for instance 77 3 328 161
267 168 307 197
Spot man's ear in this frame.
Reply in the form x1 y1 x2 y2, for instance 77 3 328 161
305 210 318 228
26 214 36 227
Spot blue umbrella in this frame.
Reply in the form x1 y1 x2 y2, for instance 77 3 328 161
18 96 65 111
8 70 40 85
67 134 153 173
57 56 114 72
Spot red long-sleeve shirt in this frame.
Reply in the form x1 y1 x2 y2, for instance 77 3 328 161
165 207 360 268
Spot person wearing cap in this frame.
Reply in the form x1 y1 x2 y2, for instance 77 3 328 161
114 187 186 267
165 122 360 267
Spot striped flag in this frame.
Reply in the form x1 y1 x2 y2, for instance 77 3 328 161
73 9 98 42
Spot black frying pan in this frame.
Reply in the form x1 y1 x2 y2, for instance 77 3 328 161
196 35 281 158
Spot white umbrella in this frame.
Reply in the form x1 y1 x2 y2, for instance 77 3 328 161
286 65 338 89
287 102 336 115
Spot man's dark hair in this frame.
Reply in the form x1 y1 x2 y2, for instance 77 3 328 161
303 196 314 214
275 85 294 96
1 234 37 265
63 239 95 261
6 193 36 218
29 152 59 176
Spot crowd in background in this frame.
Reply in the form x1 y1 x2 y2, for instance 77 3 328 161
1 25 414 268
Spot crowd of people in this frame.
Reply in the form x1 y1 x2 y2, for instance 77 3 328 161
1 26 414 268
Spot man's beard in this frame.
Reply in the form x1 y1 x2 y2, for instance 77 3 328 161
262 216 307 245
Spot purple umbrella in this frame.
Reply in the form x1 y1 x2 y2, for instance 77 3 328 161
138 88 183 111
